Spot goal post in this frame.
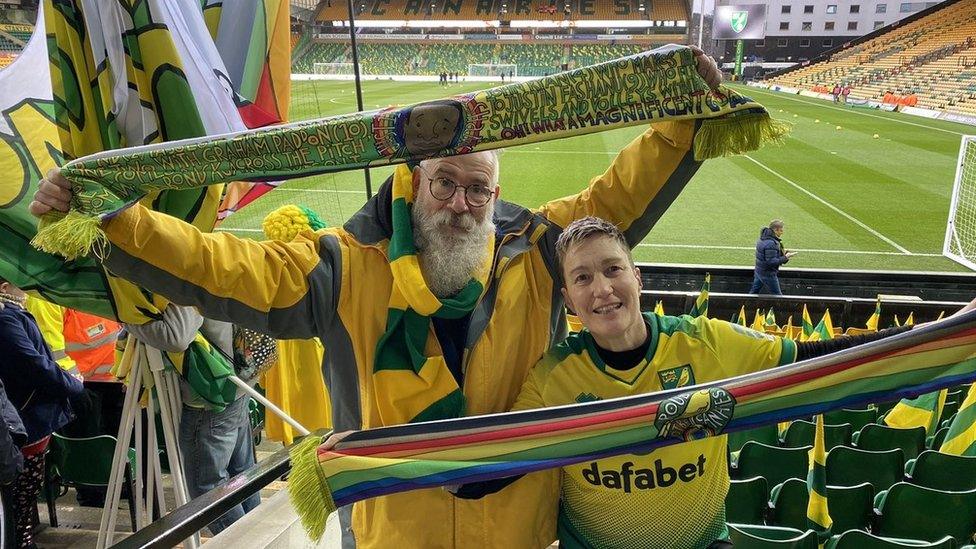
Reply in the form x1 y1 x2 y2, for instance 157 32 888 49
943 135 976 270
313 62 356 75
467 63 517 78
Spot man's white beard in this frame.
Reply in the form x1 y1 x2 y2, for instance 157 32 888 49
413 202 495 299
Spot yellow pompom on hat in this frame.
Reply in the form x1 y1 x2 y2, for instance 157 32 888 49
262 205 327 242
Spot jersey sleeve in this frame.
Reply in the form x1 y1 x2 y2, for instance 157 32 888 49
701 317 797 376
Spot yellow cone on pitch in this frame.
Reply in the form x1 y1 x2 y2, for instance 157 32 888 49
835 125 842 130
873 134 880 138
815 119 820 123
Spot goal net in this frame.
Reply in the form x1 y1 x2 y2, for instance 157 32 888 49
944 136 976 270
468 63 517 78
313 62 355 75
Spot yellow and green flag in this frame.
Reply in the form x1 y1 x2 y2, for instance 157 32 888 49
802 305 816 341
752 309 765 332
688 273 710 318
904 312 915 326
784 315 795 340
39 0 260 322
806 415 832 537
866 296 881 331
737 306 748 326
884 389 947 436
765 307 777 329
941 384 976 456
654 301 665 316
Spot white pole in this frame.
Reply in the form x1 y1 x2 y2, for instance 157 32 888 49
97 351 143 549
227 376 310 436
133 403 145 530
145 391 156 522
698 4 705 49
146 345 200 549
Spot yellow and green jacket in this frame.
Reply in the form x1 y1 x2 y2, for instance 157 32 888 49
101 120 701 549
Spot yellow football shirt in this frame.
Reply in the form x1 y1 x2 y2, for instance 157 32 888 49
514 312 796 549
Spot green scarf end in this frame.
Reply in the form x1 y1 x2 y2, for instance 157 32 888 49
288 434 337 542
693 113 792 161
31 211 107 261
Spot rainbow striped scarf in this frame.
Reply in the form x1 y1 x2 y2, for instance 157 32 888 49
289 311 976 541
374 166 494 425
32 44 788 261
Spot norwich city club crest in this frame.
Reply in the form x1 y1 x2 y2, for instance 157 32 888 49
654 387 736 442
730 11 748 33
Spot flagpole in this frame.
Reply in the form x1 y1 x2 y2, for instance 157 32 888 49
346 0 373 199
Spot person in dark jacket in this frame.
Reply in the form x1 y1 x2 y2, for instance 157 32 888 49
749 219 797 295
0 278 84 548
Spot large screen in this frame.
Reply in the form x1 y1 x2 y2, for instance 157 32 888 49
713 4 767 40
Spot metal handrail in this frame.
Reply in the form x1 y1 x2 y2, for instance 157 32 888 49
111 430 330 548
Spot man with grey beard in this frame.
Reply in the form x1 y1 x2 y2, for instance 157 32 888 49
31 49 723 549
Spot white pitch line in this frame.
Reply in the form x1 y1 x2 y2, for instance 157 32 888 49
636 243 942 257
273 188 365 194
742 154 913 255
505 149 616 155
743 86 966 136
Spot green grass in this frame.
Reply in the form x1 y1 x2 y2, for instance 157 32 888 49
218 79 976 272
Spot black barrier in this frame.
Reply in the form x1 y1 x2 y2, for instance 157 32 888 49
111 430 331 549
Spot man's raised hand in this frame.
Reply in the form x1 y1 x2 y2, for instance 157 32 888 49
690 46 723 90
29 168 73 218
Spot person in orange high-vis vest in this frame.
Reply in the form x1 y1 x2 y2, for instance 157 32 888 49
63 310 121 382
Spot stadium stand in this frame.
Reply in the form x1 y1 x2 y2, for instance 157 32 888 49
0 23 32 69
768 0 976 115
314 0 688 22
294 41 686 76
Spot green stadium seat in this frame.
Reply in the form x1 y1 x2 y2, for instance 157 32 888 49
941 397 962 427
45 434 138 530
733 442 811 489
825 530 957 548
768 478 809 530
728 524 819 548
729 424 781 453
905 450 976 491
782 420 853 451
825 408 878 432
875 482 976 543
726 476 769 525
928 426 950 451
826 482 875 533
854 424 926 461
826 446 904 492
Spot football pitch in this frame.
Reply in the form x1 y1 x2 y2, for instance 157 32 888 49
217 79 976 273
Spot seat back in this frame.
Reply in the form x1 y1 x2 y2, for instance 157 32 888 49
726 476 769 525
909 450 976 491
729 424 781 453
783 420 853 450
826 446 905 492
825 482 874 533
876 482 976 543
728 524 819 548
735 442 811 489
49 434 126 487
826 529 957 548
855 424 926 461
824 408 878 433
769 478 809 530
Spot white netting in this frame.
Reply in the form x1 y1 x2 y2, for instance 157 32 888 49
467 63 517 78
944 136 976 270
313 62 355 75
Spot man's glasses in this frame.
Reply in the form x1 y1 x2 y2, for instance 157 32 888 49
420 168 494 208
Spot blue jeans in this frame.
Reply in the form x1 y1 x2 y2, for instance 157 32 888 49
749 272 783 295
179 395 260 535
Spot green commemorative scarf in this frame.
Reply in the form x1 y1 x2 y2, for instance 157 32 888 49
373 165 494 424
32 44 788 261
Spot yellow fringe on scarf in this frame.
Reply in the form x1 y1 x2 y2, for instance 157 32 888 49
289 434 337 541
